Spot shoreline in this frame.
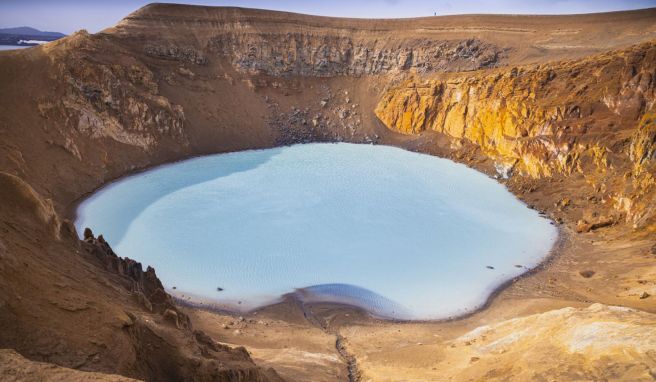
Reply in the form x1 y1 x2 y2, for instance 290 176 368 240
64 141 284 226
68 140 567 325
172 224 567 325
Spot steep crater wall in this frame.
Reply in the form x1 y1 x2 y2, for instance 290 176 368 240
375 42 656 229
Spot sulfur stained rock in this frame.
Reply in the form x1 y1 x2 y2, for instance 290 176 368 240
375 42 656 179
375 42 656 229
630 109 656 166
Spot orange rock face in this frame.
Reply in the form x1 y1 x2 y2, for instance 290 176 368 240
375 42 656 229
376 42 656 177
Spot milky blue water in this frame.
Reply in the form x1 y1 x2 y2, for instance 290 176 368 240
76 143 557 320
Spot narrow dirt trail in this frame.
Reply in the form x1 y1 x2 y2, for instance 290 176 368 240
296 300 361 382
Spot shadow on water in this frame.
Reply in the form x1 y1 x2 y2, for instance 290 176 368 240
76 147 284 245
294 283 413 320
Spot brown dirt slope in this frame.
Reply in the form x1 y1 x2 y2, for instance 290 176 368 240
0 349 140 382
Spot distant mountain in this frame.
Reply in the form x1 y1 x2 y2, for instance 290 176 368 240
0 26 65 46
0 26 65 38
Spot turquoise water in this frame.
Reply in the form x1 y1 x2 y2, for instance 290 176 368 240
76 143 557 320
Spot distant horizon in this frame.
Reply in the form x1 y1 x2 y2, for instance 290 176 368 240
1 0 655 34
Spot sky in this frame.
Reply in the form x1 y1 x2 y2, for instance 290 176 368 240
0 0 655 34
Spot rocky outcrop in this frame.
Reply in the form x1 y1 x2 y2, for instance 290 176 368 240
0 170 281 381
82 229 187 320
114 4 656 75
145 44 208 64
630 108 656 167
375 41 656 229
375 41 656 176
210 34 503 76
77 231 282 382
117 5 510 76
39 31 188 154
620 107 656 227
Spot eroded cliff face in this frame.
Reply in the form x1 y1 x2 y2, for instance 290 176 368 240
115 4 510 78
40 31 188 154
375 41 656 229
207 35 503 76
113 3 656 78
